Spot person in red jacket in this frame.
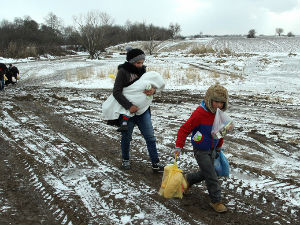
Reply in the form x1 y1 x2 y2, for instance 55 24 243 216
175 84 229 213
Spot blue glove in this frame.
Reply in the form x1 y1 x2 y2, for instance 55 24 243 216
174 147 182 156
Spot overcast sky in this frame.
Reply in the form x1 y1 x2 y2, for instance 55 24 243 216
1 0 299 36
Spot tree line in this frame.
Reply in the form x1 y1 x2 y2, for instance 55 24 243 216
247 28 295 38
1 11 296 59
0 11 181 59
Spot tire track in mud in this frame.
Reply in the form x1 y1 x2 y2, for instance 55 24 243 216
1 101 89 224
0 91 194 224
0 136 60 225
26 96 200 225
152 104 300 223
153 90 300 224
1 86 300 224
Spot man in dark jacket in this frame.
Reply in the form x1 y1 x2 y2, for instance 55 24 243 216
0 63 8 90
112 47 164 172
8 64 19 84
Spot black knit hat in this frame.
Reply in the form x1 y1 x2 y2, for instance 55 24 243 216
126 47 145 63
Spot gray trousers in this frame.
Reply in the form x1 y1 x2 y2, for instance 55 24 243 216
186 148 221 203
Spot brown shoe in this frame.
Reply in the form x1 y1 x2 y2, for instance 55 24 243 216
209 202 227 213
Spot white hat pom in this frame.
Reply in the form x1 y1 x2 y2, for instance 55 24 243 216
125 46 133 52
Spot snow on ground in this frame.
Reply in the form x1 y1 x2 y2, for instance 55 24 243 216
4 36 299 103
1 36 300 224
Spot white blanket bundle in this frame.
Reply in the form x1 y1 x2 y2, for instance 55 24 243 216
102 71 165 120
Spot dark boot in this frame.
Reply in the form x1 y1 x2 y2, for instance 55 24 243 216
152 162 165 173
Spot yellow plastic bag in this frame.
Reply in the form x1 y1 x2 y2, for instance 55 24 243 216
108 74 115 79
3 74 8 81
159 155 188 199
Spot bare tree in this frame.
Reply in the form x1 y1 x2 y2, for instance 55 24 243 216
73 10 114 59
287 31 294 37
247 29 256 38
44 12 62 31
143 24 161 55
62 26 81 46
275 28 284 36
144 40 160 55
169 23 181 40
99 12 114 26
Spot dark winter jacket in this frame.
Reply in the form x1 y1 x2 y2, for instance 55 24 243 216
176 100 224 151
0 63 7 71
9 66 19 76
113 62 146 110
0 63 8 79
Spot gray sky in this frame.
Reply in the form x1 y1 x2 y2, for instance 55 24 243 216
1 0 299 36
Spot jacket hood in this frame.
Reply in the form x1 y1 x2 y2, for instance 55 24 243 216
204 84 228 113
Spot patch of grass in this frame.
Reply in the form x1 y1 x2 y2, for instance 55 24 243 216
66 67 113 81
215 48 235 57
223 48 233 55
233 65 241 71
189 45 216 54
148 65 204 84
95 68 117 79
288 52 297 57
210 71 220 78
166 42 194 52
237 53 259 57
186 67 201 82
259 57 272 65
270 96 294 104
76 67 92 80
65 71 73 82
190 46 239 57
163 70 171 79
228 72 244 80
215 59 227 64
96 70 106 79
147 66 170 79
288 138 299 146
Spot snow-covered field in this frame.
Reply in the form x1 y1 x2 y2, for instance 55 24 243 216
9 36 298 103
1 36 300 224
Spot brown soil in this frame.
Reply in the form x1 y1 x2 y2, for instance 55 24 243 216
0 86 299 225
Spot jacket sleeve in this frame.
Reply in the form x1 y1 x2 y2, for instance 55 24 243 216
216 138 224 148
113 69 133 110
176 109 199 149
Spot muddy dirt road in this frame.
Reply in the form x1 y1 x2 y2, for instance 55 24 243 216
1 82 300 224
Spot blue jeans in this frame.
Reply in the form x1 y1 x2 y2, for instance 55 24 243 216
121 109 159 165
0 77 4 90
